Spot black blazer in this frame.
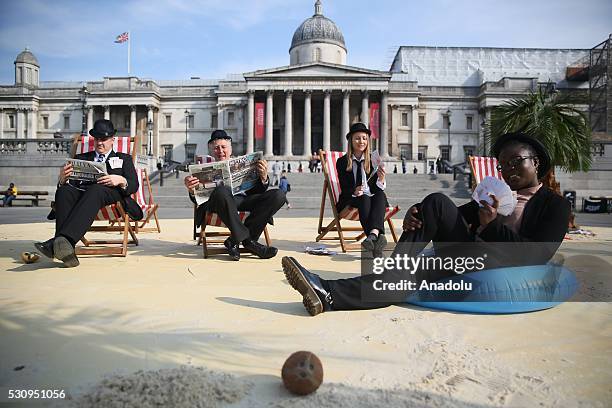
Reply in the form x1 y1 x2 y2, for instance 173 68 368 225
456 186 570 263
72 150 143 221
190 177 269 228
335 153 385 213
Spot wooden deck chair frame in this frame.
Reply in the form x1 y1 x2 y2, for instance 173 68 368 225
70 134 140 257
468 155 504 190
315 150 400 253
195 209 271 258
132 168 161 233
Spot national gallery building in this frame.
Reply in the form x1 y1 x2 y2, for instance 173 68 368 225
0 1 603 167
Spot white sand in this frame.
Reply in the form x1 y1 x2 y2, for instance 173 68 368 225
1 218 611 407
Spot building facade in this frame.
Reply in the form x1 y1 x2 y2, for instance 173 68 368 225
0 1 598 167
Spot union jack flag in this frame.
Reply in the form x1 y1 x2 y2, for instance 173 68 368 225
114 32 129 44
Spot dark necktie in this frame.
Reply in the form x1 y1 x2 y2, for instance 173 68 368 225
96 154 105 163
354 159 363 187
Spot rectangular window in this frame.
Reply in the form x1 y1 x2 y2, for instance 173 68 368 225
401 112 409 127
188 114 195 129
42 116 49 129
227 111 235 127
418 114 425 129
440 145 451 161
17 67 22 83
8 114 15 129
63 116 70 130
211 113 218 129
418 145 428 161
164 114 171 129
185 143 197 163
466 115 473 130
161 144 173 162
442 115 450 130
399 144 412 160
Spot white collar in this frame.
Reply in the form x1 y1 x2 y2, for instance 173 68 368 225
351 154 365 162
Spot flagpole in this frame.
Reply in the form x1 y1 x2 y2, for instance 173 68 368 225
127 31 131 75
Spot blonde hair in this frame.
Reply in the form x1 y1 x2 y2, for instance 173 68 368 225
345 132 371 174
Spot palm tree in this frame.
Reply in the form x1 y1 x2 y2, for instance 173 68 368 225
485 86 592 193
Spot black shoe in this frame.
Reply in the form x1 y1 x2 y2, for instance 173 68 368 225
242 239 278 259
34 238 55 259
372 234 387 258
361 233 377 253
224 237 240 261
282 256 333 316
53 236 79 267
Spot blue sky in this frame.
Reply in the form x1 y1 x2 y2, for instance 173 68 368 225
0 0 610 84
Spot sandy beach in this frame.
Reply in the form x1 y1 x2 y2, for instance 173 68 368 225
1 216 611 407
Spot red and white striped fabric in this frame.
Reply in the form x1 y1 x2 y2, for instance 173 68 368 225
78 136 133 155
322 151 345 204
323 150 400 220
134 168 156 217
469 156 503 185
94 205 122 221
205 211 248 228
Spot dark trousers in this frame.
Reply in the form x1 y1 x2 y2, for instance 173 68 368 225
348 191 387 235
205 186 286 243
328 193 477 310
55 184 123 245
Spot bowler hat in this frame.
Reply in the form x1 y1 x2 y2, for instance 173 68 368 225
89 119 117 138
208 129 232 143
346 122 371 140
492 132 551 179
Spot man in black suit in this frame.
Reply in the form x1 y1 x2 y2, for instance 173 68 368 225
35 119 142 267
184 129 285 261
282 132 570 315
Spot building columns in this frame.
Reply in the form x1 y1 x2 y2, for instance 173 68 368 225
323 89 331 151
303 90 312 156
265 90 273 156
103 105 110 120
16 109 24 139
86 106 93 130
342 90 350 152
411 105 419 160
361 90 369 126
284 90 293 156
380 91 389 157
246 91 254 154
129 105 137 138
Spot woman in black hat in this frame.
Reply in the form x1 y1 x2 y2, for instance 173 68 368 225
335 122 388 257
282 132 571 315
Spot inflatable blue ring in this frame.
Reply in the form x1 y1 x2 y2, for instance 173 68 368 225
406 264 579 314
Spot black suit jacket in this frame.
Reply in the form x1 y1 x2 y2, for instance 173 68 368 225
335 154 385 213
190 177 269 227
72 150 143 221
456 186 570 263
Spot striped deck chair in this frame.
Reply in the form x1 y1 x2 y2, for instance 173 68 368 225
316 150 400 252
133 168 161 233
196 210 272 258
468 156 504 190
70 134 139 256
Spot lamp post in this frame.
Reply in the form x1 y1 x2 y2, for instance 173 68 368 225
147 118 153 156
446 108 452 168
79 85 88 136
184 109 190 163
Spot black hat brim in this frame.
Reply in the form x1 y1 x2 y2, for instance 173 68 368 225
88 129 117 138
346 128 371 140
492 132 552 179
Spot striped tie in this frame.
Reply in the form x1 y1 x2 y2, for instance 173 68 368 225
96 154 105 163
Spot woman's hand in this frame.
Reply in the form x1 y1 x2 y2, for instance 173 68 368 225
377 165 386 183
402 205 422 231
478 194 499 227
353 186 364 197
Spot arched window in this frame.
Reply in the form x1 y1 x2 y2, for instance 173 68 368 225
313 47 321 62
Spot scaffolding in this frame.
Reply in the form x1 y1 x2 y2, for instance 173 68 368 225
589 35 611 139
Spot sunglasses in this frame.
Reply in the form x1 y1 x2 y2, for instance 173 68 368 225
496 156 535 171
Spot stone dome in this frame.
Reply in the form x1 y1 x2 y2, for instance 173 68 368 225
15 47 39 67
290 1 346 51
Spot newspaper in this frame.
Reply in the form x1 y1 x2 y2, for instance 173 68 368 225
367 150 384 182
189 151 264 205
66 158 108 183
